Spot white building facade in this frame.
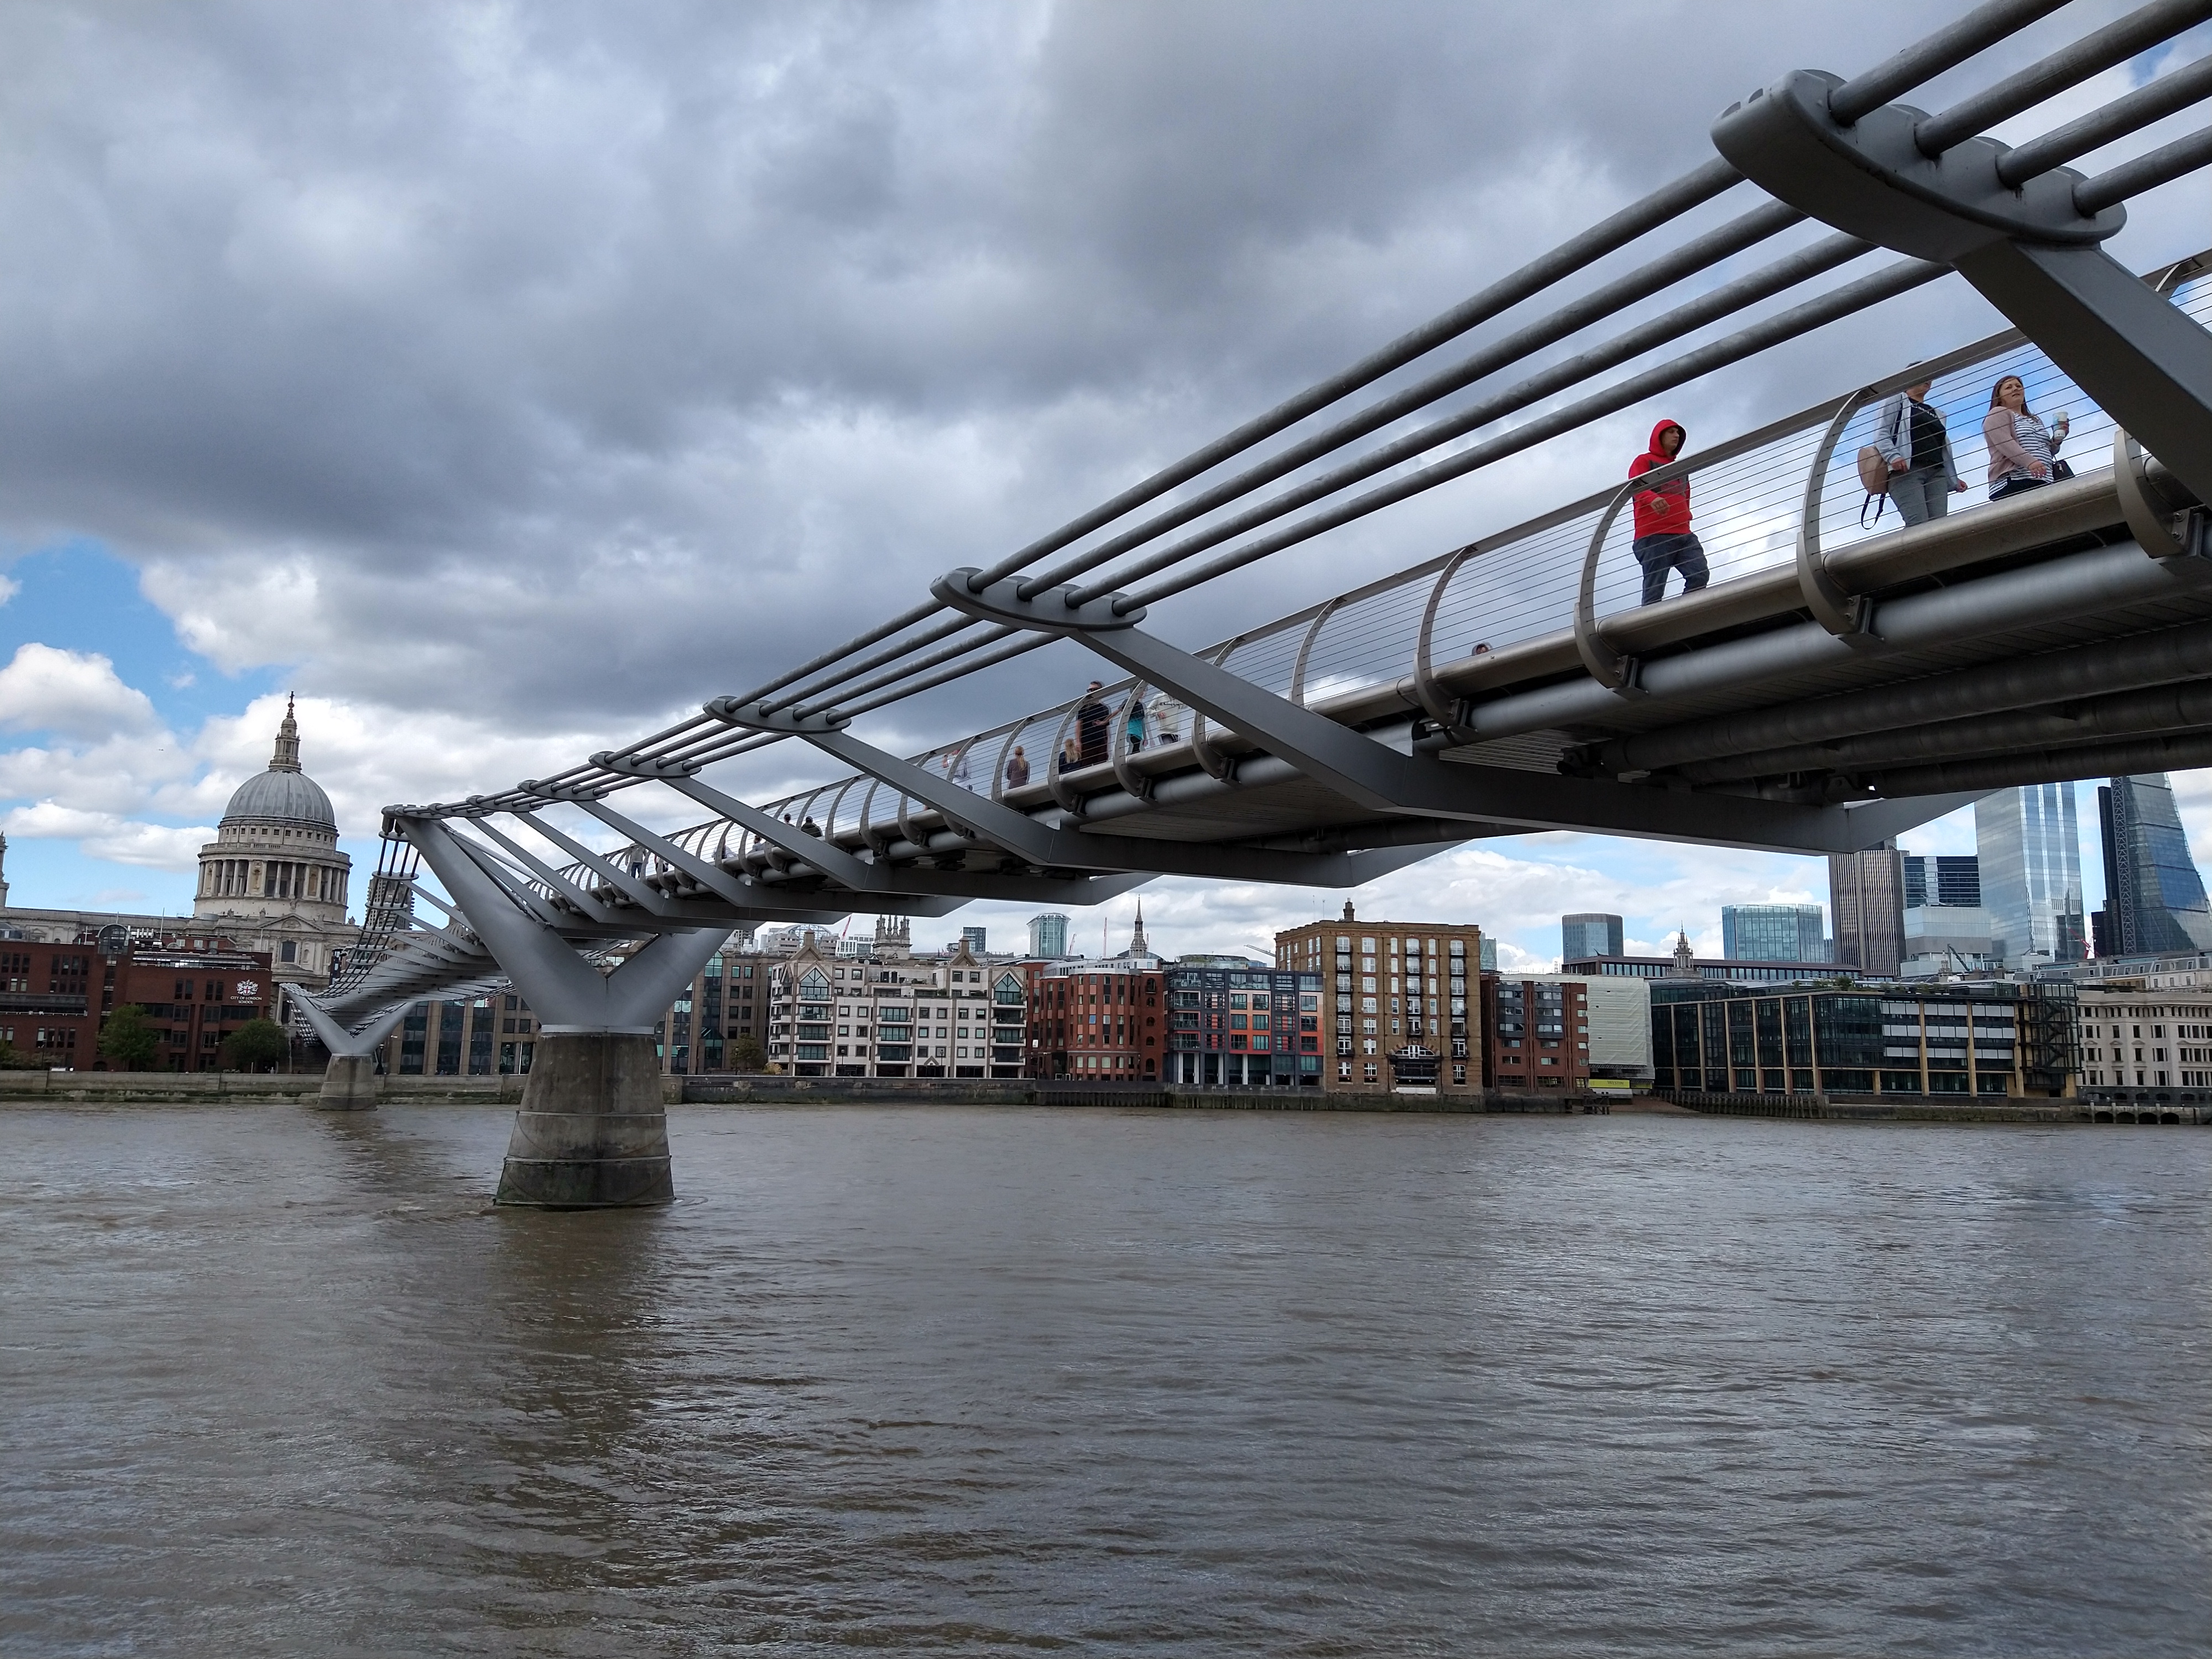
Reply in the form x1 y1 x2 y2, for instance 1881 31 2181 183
766 933 1029 1078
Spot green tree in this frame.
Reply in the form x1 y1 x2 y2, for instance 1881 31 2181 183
99 1004 162 1071
728 1035 768 1073
220 1018 291 1073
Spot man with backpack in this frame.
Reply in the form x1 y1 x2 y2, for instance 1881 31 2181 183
1628 419 1708 605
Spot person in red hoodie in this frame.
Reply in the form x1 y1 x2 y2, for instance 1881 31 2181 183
1628 418 1708 605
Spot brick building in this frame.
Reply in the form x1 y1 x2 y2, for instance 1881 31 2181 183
0 932 275 1071
1029 958 1164 1079
1275 907 1480 1093
1484 974 1652 1094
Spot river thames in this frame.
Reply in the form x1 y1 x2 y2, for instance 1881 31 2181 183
2 1104 2205 1655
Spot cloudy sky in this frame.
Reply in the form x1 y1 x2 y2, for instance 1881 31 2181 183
2 0 2208 968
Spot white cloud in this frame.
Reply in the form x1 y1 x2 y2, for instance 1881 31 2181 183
0 802 210 869
0 643 160 741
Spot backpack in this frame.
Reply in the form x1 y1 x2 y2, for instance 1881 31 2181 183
1856 442 1892 528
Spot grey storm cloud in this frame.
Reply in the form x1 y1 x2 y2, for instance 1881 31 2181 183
0 0 2191 782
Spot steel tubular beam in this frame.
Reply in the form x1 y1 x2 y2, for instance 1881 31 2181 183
1672 677 2212 784
1867 728 2212 795
1715 61 2212 504
704 691 1468 883
292 995 414 1058
929 567 1945 855
1600 615 2212 775
399 816 721 1032
1464 536 2212 744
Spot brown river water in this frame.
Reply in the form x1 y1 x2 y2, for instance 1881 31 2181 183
1 1103 2206 1656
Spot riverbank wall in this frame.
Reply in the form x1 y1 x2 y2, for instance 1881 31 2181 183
0 1070 2195 1122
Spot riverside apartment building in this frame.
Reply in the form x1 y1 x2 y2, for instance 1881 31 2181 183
1275 907 1480 1094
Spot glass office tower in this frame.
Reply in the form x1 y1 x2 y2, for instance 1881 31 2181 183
1902 855 1980 909
2096 774 2212 955
1561 913 1624 959
1721 904 1826 962
1027 912 1071 959
1976 785 2085 964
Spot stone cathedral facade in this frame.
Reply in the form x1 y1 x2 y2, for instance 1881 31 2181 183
191 698 355 990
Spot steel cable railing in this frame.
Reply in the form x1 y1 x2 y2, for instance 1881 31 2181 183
675 247 2210 857
539 250 2210 908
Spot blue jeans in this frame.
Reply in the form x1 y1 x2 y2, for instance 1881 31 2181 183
1634 533 1708 605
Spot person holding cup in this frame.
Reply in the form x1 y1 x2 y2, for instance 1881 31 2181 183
1983 374 2068 500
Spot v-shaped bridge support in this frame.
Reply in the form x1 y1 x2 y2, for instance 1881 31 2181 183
397 813 732 1208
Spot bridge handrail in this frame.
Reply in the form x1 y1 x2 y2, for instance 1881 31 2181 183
526 243 2211 903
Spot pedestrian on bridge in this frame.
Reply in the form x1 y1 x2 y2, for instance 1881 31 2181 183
1005 745 1030 789
1984 374 2068 500
1076 681 1111 766
1876 374 1966 525
1147 692 1182 747
1628 419 1709 605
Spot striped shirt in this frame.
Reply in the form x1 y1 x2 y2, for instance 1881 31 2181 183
1995 411 2053 489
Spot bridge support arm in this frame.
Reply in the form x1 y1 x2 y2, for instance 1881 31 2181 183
1713 67 2212 505
702 699 1460 886
927 570 1930 854
395 813 732 1209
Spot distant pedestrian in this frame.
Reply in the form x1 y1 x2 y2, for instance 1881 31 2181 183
1874 373 1967 525
1005 745 1030 789
1628 419 1708 605
1124 696 1146 754
1076 681 1110 766
1983 374 2069 500
946 748 972 789
1058 738 1081 775
800 816 821 837
1147 692 1182 745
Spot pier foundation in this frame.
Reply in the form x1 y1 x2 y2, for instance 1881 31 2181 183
494 1031 673 1208
316 1053 381 1112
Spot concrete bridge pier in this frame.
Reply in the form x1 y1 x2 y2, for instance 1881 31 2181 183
495 1030 675 1207
398 815 731 1208
291 997 413 1113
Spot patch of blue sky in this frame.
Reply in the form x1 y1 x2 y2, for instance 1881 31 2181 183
0 540 283 914
0 540 284 733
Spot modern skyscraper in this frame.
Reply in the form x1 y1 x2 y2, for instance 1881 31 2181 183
2095 774 2212 956
1902 854 1981 909
1976 785 2085 964
1829 844 1906 975
1720 904 1825 963
1561 913 1624 959
961 925 989 954
1027 912 1071 959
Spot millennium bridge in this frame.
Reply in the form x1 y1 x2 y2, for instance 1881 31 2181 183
305 0 2212 1204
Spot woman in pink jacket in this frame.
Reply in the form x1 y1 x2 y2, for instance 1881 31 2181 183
1982 374 2069 501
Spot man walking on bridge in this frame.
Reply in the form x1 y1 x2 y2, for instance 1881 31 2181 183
1629 418 1708 606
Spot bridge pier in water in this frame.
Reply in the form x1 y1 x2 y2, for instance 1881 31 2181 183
395 815 729 1208
495 1031 674 1207
291 999 413 1113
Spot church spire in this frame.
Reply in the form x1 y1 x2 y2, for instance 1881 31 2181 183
270 695 302 773
1128 900 1148 957
1671 927 1697 977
